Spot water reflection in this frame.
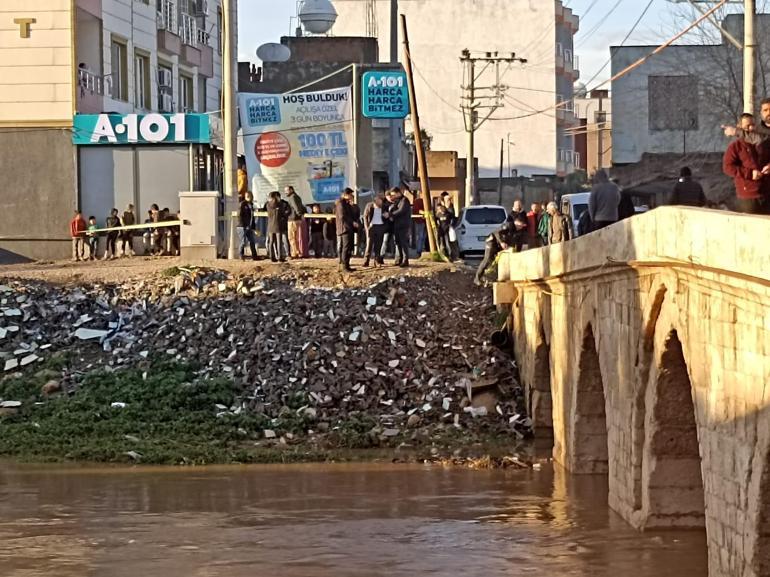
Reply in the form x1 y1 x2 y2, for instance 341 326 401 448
0 462 707 577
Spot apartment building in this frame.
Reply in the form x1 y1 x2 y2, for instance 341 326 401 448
0 0 223 261
332 0 580 179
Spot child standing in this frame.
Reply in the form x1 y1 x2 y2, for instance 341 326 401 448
86 216 99 260
69 210 86 262
120 203 136 257
308 204 325 258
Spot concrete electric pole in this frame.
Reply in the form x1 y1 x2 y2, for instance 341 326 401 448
222 0 238 259
460 50 526 207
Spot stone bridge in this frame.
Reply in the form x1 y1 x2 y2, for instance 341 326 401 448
493 207 770 577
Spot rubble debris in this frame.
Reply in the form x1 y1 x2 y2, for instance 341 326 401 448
0 266 533 446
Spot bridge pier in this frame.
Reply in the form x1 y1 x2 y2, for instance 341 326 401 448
495 207 770 577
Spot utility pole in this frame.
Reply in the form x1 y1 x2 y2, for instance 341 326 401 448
744 0 755 113
401 14 438 255
460 50 527 207
389 0 400 189
222 0 238 259
497 138 504 205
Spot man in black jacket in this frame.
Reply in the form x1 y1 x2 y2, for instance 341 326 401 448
474 221 515 286
669 166 707 207
507 199 528 252
239 192 258 261
335 189 358 272
389 187 412 267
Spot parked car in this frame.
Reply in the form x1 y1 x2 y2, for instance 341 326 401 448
456 205 508 257
560 192 590 237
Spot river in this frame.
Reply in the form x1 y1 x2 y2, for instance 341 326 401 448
0 462 707 576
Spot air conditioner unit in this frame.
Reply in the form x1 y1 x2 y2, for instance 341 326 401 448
158 69 172 89
160 93 174 112
194 0 209 15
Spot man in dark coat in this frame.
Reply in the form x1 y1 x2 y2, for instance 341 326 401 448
335 189 357 272
507 199 528 251
266 191 288 262
669 166 707 207
388 187 412 267
474 221 515 286
239 191 258 261
723 113 765 214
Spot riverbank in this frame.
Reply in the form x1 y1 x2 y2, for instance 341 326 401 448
0 259 529 465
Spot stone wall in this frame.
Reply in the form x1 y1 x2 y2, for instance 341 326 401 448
494 207 770 577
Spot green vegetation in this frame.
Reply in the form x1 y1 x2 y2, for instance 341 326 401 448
0 360 331 465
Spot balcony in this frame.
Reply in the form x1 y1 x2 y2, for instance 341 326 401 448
76 68 106 113
157 0 181 56
557 148 579 176
555 44 564 71
572 54 580 81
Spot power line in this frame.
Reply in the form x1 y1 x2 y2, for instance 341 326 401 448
581 0 655 88
576 0 626 48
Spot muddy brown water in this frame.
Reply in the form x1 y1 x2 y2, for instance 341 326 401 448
0 462 707 577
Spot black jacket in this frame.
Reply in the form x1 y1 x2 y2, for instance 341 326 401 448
669 178 707 207
239 200 255 229
389 196 411 230
335 199 356 235
278 199 291 232
285 193 306 221
266 199 284 235
487 223 515 248
308 216 325 235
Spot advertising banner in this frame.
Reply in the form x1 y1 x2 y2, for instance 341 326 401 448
238 87 354 206
72 113 210 145
362 71 409 119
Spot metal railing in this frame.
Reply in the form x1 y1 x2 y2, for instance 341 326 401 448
78 68 104 95
196 27 210 47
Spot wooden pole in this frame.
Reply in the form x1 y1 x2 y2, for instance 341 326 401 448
400 14 438 255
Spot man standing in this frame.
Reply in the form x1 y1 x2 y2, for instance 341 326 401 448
508 199 528 251
120 204 136 257
588 169 621 230
308 204 326 258
335 189 357 272
410 190 426 258
526 203 542 249
474 221 515 286
363 192 387 267
69 210 87 262
389 187 412 267
669 167 707 207
545 201 572 244
239 191 258 261
266 191 286 262
723 113 765 214
284 186 306 259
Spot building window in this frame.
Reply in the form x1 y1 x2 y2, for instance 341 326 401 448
179 74 193 112
217 7 222 54
134 53 151 109
110 38 128 101
197 76 207 112
158 63 174 112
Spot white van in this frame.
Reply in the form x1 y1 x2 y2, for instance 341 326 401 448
560 192 590 237
456 205 508 256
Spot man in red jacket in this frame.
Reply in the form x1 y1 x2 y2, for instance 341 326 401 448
69 210 87 262
723 114 766 214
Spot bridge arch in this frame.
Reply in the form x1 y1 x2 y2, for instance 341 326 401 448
570 324 608 475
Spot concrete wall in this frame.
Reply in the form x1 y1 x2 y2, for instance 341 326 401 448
0 0 74 125
0 128 76 262
332 0 577 177
495 207 770 577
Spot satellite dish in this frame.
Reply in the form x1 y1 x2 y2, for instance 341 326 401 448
299 0 337 35
257 42 291 63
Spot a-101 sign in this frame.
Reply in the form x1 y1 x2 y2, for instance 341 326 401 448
72 113 210 145
361 71 410 119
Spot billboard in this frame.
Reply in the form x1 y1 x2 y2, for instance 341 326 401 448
362 71 409 119
238 87 354 206
73 113 210 145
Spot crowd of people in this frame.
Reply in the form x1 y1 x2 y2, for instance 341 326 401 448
69 204 181 262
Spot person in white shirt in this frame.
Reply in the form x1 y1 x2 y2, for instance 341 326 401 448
363 192 387 267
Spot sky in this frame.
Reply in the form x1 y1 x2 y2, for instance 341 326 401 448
236 0 692 87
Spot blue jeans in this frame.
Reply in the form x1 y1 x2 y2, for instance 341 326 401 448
413 221 426 256
240 227 258 258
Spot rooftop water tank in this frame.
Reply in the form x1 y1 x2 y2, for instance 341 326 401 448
299 0 337 35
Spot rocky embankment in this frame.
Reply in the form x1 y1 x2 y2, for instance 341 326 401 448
0 265 531 464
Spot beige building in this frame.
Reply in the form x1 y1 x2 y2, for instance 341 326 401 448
573 89 611 175
0 0 223 262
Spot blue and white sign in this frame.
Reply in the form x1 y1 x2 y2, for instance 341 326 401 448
72 113 210 145
245 96 281 127
362 71 409 119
